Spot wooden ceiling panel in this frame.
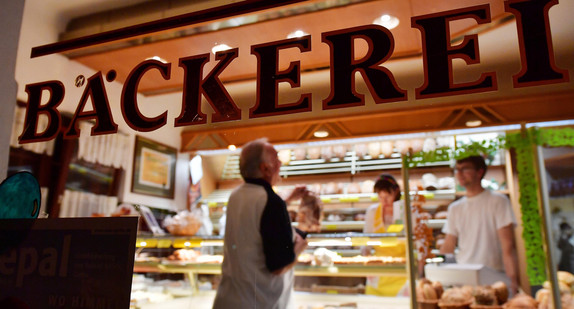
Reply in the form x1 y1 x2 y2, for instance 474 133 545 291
181 91 574 151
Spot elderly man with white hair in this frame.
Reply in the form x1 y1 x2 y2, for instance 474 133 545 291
213 138 308 309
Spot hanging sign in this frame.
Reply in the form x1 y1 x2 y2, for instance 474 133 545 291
19 0 570 144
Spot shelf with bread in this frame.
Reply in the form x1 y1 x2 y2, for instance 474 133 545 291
134 232 407 281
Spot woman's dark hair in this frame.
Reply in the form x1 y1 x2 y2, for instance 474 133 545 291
373 174 401 201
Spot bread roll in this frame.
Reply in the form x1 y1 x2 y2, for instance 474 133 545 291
381 141 394 157
278 149 291 165
320 146 333 161
333 145 347 159
293 148 306 160
307 147 321 159
367 142 381 158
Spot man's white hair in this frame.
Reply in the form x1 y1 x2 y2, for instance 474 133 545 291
239 138 270 179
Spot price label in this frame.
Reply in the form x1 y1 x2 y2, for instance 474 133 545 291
137 238 158 248
157 239 172 248
320 197 332 203
324 224 337 230
387 224 404 233
173 239 202 248
380 237 399 246
339 196 360 202
351 237 370 246
423 193 435 199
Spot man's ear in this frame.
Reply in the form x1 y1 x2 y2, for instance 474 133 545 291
260 161 271 177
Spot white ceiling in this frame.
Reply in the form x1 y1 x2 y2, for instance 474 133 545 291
43 0 149 20
30 0 151 33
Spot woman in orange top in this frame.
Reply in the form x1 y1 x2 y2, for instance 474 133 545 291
362 174 407 296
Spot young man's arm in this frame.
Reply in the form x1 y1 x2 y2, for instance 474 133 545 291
498 224 519 294
439 234 457 254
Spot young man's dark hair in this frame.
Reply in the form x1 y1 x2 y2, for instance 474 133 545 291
455 155 488 179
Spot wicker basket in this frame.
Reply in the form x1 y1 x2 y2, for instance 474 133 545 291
438 301 473 309
470 305 503 309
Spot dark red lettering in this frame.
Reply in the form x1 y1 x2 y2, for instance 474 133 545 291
322 25 406 109
121 60 170 132
65 73 118 138
505 0 569 87
411 5 497 99
176 49 240 126
19 81 64 143
250 36 312 118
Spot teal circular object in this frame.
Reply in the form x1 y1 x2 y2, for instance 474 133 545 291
0 172 41 219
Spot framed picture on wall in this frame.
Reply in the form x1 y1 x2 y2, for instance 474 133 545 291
131 136 177 198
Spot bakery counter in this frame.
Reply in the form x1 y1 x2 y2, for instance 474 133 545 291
136 290 410 309
136 232 405 249
134 260 406 277
134 232 407 296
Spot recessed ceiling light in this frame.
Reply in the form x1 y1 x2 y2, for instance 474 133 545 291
228 145 237 151
145 56 168 63
465 120 482 127
212 43 232 54
287 30 309 39
373 14 400 30
313 130 329 138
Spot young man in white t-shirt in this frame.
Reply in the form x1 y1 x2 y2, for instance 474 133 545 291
440 155 519 294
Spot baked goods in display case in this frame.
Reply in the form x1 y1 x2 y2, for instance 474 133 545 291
294 148 307 160
416 282 510 309
471 286 502 308
297 249 406 266
503 294 537 309
297 192 323 233
395 140 411 155
416 278 444 309
536 271 574 309
346 182 361 194
163 210 202 236
354 143 368 158
321 146 333 161
438 286 474 309
381 141 394 157
333 145 347 159
166 249 223 264
278 149 291 165
308 147 321 160
411 139 425 153
367 142 381 158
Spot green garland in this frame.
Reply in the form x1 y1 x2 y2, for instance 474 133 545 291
405 127 574 286
506 130 547 285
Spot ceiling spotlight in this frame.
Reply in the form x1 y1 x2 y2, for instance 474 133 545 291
313 130 329 138
228 145 237 151
465 120 482 127
287 30 309 39
145 56 168 63
373 14 400 30
212 43 232 54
